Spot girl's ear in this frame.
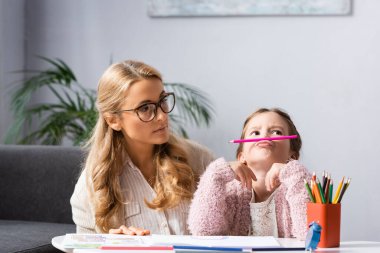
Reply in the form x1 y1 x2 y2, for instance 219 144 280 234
104 113 122 131
237 152 247 165
288 150 296 161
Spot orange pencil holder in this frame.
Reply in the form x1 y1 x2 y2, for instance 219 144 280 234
307 203 341 248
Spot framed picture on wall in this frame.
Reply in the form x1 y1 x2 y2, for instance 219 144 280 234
147 0 352 17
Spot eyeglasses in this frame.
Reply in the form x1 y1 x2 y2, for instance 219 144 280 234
116 92 175 122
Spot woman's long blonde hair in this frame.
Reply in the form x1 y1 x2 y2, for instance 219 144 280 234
84 60 194 232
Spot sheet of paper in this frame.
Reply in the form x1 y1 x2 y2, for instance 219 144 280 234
149 235 281 248
64 233 281 249
63 234 145 248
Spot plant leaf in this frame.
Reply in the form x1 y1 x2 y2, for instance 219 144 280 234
4 58 215 145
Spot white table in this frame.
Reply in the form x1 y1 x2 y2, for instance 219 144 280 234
52 235 380 252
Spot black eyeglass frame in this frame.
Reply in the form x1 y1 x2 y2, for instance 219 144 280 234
115 92 175 122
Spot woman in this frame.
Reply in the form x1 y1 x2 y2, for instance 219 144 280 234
70 60 214 235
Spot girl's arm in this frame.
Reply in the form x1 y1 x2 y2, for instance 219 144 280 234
279 160 311 239
187 158 236 235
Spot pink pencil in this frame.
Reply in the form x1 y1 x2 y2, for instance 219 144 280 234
229 135 298 143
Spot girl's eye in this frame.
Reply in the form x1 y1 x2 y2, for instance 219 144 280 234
271 130 283 135
250 130 260 136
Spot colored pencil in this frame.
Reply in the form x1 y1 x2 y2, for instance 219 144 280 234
337 178 351 203
229 135 298 144
324 175 330 203
304 179 316 203
101 246 173 250
322 171 327 192
329 179 333 204
312 179 322 203
311 177 318 202
316 178 326 204
333 177 345 204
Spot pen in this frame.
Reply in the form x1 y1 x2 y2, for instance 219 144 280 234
249 247 305 251
229 135 298 144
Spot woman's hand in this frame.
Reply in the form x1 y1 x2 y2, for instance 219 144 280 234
265 163 286 191
229 161 256 190
109 225 150 235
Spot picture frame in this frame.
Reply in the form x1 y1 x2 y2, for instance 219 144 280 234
147 0 352 17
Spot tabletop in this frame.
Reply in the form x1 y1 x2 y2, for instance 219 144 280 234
52 235 380 253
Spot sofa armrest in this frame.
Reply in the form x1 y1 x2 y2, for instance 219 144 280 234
0 145 84 224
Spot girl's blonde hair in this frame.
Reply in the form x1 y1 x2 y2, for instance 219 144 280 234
236 108 302 160
84 60 194 232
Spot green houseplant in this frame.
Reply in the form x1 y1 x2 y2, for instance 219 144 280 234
5 57 214 145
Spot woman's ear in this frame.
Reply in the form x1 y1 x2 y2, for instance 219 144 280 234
104 113 122 131
237 152 247 165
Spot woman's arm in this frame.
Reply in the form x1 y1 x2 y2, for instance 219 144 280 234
70 172 97 233
279 160 311 239
187 158 236 235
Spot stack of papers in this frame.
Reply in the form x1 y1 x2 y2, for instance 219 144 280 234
63 233 288 251
63 234 146 249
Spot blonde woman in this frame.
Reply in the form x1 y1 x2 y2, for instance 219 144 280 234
70 60 215 235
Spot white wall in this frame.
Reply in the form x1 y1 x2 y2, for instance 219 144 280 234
3 0 380 240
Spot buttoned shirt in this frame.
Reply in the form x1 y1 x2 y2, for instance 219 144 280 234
70 139 214 234
120 156 192 234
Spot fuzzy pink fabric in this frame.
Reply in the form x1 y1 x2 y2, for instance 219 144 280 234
188 158 311 239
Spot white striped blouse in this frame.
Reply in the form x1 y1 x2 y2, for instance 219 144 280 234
70 139 214 235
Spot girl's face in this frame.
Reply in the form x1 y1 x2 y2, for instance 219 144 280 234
239 112 294 168
112 78 170 146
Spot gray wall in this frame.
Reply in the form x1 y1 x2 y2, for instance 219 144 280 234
0 0 25 142
2 0 380 241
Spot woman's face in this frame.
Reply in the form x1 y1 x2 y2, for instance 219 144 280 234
239 112 293 167
117 78 170 146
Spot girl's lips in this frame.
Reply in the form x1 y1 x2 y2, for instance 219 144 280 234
256 140 273 147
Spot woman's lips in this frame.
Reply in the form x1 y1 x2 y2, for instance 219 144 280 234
153 126 167 133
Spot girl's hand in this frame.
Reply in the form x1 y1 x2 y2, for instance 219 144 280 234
109 225 150 235
229 161 256 190
265 163 286 191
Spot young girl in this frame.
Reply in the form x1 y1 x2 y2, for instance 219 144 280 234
70 60 214 235
188 108 311 239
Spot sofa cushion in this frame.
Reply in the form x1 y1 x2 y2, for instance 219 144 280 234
0 145 84 223
0 220 75 253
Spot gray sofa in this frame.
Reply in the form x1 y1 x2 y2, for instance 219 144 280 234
0 145 84 253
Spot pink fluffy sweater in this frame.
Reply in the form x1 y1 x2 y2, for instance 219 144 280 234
188 158 311 239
